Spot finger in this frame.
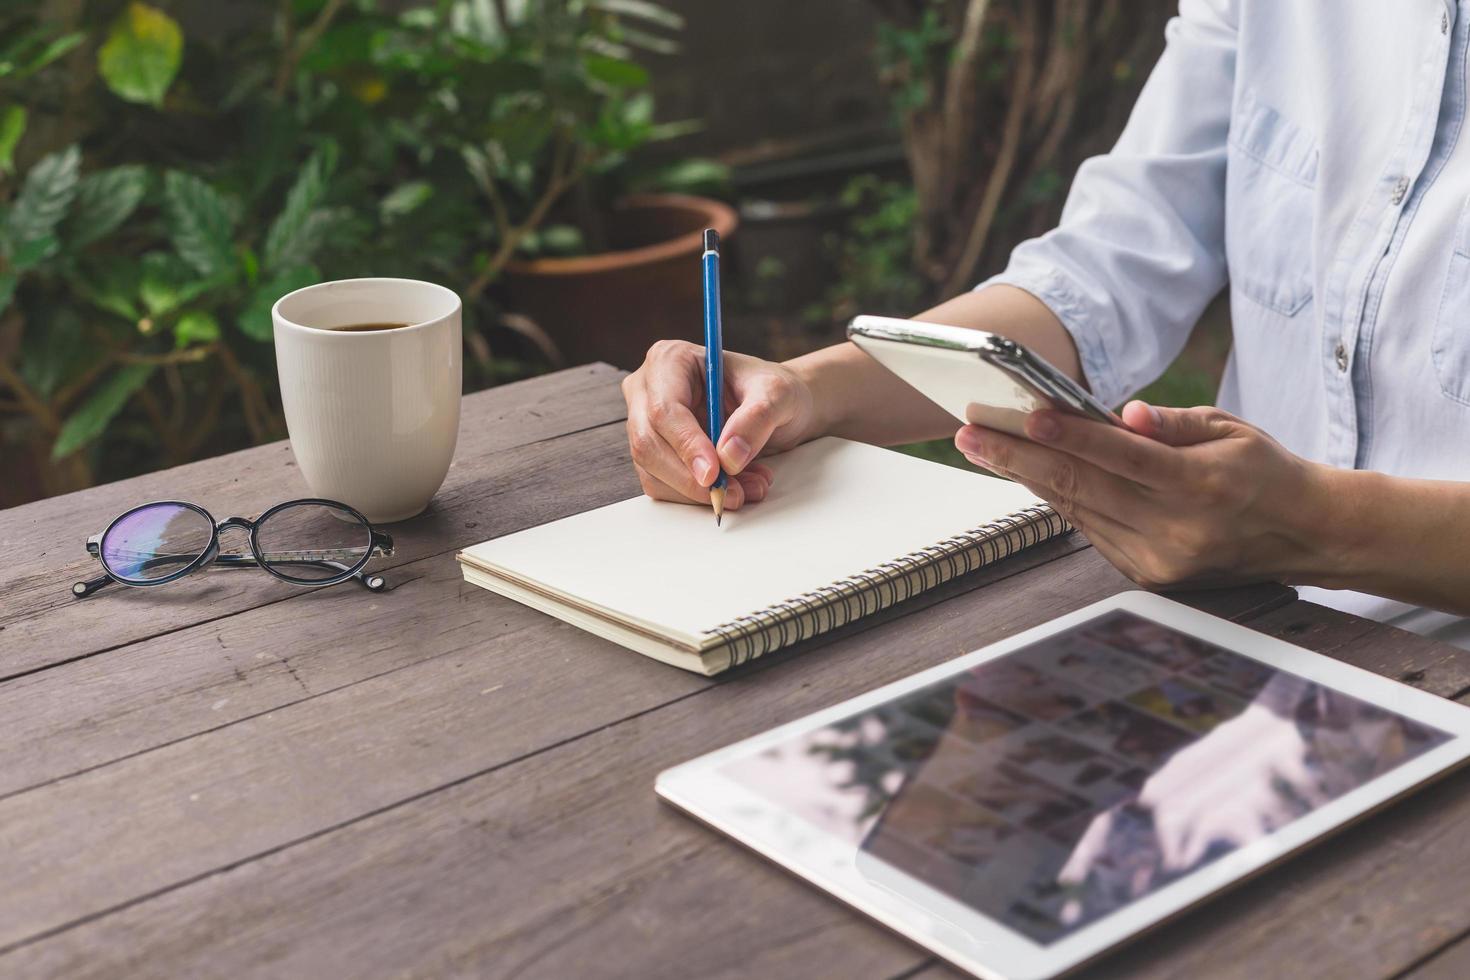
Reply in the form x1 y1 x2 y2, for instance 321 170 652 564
957 428 1149 531
636 463 747 510
1014 409 1186 488
1120 401 1239 448
735 470 769 503
718 377 795 475
626 418 714 503
642 356 722 487
997 469 1152 586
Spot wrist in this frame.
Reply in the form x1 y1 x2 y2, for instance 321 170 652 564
1291 463 1384 590
783 344 854 442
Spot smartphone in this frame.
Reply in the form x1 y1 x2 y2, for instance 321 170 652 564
846 314 1127 437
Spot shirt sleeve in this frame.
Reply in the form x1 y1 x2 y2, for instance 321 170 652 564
977 0 1238 408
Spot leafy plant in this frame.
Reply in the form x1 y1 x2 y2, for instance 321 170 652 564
0 0 707 505
863 0 1172 301
814 174 923 325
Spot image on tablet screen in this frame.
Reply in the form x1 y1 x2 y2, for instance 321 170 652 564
720 611 1450 944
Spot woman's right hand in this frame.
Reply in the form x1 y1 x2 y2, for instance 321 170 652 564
621 340 820 511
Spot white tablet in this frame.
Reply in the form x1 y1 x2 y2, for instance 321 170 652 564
656 592 1470 979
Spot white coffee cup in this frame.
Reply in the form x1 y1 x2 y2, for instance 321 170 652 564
273 278 461 524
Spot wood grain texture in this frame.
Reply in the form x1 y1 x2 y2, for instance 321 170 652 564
0 364 627 676
0 550 1290 977
3 365 1462 980
0 425 628 799
1400 932 1470 980
0 466 1108 961
0 442 1090 804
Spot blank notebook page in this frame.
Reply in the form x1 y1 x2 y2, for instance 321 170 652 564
460 437 1042 643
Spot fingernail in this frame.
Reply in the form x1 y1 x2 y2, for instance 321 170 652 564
721 436 752 471
692 457 714 485
1029 413 1060 442
1146 403 1163 427
744 478 767 502
955 427 983 455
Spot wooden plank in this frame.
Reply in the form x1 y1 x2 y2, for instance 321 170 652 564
0 552 1291 976
1400 932 1470 979
0 539 1097 957
0 364 629 676
0 422 641 801
1238 601 1470 697
0 435 1095 804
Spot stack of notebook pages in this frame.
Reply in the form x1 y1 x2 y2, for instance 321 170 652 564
459 437 1069 675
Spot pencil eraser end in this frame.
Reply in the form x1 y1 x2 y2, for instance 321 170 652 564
703 228 720 253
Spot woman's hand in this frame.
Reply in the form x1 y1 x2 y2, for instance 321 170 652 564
621 340 820 511
955 401 1345 590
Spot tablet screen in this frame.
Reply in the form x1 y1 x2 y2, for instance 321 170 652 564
720 610 1450 944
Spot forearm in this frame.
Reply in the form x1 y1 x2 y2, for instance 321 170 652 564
1308 468 1470 616
785 285 1083 446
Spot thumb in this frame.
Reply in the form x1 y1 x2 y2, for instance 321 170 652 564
717 382 789 475
1122 401 1236 446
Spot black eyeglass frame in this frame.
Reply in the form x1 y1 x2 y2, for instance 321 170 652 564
74 497 395 599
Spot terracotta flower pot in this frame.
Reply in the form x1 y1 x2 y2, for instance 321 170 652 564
503 193 739 369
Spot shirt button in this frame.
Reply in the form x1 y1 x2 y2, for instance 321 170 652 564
1335 343 1349 372
1391 176 1410 205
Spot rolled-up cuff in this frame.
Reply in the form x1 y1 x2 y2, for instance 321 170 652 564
975 269 1128 408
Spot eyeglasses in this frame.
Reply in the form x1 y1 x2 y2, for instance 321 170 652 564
73 498 395 599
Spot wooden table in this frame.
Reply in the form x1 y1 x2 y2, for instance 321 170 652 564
3 363 1469 979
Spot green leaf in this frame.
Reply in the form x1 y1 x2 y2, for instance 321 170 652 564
19 32 85 78
98 2 183 106
238 265 317 341
630 157 730 195
0 271 16 316
539 224 584 255
70 257 141 322
52 364 154 459
622 91 654 128
380 180 433 222
9 234 59 271
616 26 680 56
588 0 684 29
263 143 337 271
139 251 214 317
449 0 505 44
583 55 649 89
66 165 149 247
20 306 86 398
0 105 25 174
162 171 237 280
3 145 80 262
173 309 220 349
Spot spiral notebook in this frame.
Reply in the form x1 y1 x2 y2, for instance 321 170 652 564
457 437 1069 675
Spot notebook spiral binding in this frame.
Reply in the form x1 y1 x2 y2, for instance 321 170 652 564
707 505 1069 668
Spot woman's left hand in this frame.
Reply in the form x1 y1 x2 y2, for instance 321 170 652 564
955 401 1345 590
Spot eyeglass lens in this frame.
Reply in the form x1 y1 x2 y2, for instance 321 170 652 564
255 501 373 582
101 502 213 583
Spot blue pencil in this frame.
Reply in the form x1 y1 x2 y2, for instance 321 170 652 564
702 228 727 525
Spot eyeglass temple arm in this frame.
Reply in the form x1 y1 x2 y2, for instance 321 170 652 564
72 546 392 600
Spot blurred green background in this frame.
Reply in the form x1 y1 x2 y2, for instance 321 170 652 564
0 0 1223 507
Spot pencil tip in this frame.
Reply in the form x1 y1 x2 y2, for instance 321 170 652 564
710 486 726 526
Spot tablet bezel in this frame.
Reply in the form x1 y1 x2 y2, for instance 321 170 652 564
655 591 1470 980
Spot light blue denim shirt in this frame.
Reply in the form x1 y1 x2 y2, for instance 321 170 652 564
981 0 1470 642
